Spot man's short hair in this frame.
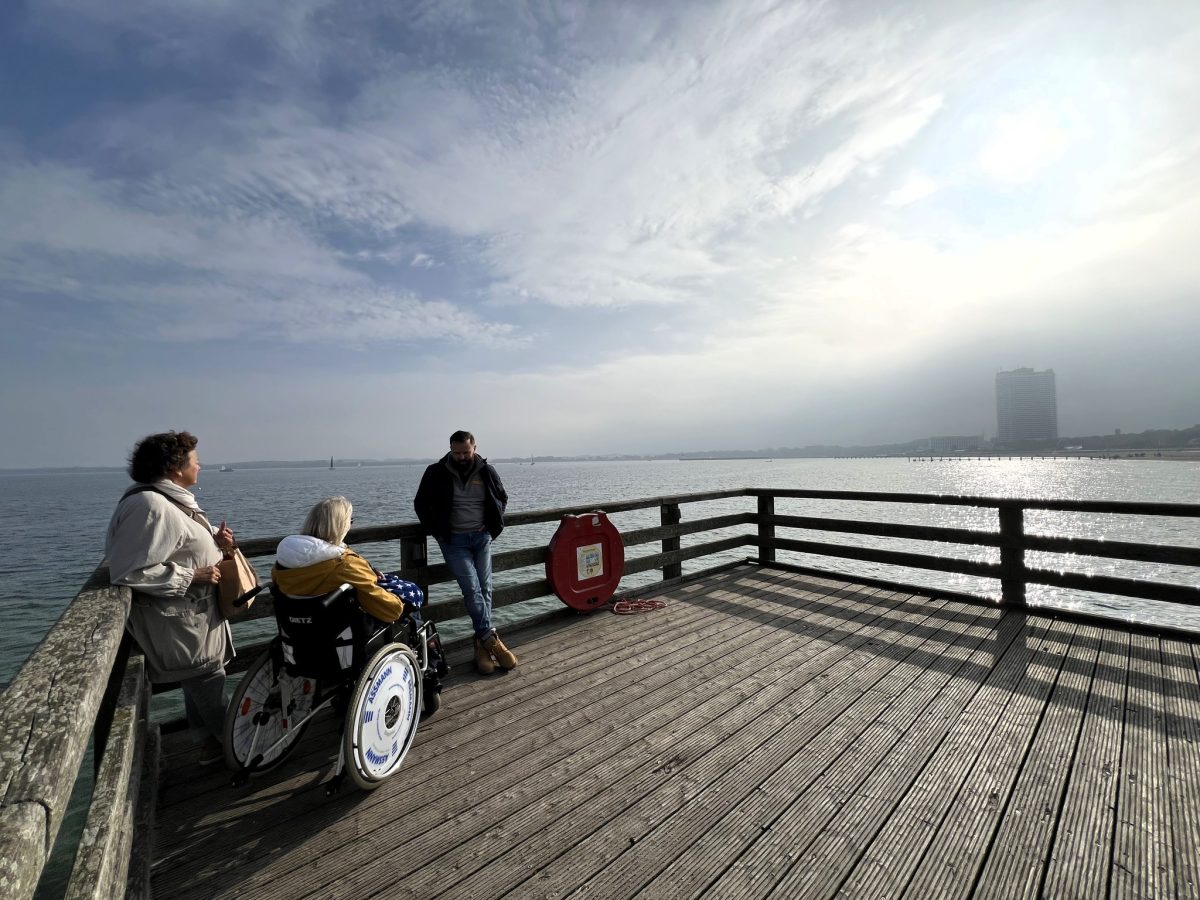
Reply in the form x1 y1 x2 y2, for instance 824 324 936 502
449 430 475 445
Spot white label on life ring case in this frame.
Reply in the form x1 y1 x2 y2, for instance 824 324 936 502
576 543 603 581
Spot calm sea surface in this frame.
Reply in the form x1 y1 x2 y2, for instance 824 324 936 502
3 456 1199 688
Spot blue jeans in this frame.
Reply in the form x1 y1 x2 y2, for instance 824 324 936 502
439 531 494 639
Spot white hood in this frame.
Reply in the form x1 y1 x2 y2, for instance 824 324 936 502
275 534 344 569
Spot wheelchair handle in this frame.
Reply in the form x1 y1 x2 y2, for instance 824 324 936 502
233 583 270 608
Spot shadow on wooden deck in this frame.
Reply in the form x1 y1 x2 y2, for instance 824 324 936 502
150 563 1200 899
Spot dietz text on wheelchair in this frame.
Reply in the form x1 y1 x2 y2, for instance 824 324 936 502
223 576 447 794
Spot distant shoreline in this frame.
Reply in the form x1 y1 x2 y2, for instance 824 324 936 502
2 447 1196 475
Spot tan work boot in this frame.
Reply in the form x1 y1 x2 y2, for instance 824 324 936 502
474 637 496 675
484 633 518 671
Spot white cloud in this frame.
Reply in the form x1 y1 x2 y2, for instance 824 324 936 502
886 172 940 207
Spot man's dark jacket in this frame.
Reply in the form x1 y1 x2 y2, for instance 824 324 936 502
413 454 508 543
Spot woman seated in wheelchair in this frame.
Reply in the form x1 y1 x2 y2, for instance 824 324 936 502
226 495 440 789
272 495 416 627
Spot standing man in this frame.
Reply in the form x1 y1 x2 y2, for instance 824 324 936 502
415 430 517 675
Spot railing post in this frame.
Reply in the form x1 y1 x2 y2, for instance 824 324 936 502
661 501 682 581
998 503 1026 607
400 531 429 596
757 493 776 563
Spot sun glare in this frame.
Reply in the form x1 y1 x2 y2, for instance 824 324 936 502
978 105 1074 184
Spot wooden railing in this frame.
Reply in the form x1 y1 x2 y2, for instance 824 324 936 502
1 487 1197 898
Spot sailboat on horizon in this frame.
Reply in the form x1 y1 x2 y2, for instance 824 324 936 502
329 456 334 469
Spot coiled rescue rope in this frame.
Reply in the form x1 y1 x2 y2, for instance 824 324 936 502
611 598 666 615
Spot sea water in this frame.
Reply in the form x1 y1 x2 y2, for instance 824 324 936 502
3 455 1199 687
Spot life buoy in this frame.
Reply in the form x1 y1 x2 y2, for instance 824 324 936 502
545 512 625 611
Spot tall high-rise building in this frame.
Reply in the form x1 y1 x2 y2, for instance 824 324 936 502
996 368 1058 449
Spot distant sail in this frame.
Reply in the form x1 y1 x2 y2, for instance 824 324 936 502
330 456 334 469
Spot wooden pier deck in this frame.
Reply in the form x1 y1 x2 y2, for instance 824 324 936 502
150 563 1200 899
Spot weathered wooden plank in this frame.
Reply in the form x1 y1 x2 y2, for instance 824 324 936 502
746 487 1200 517
1110 632 1174 900
836 615 1074 897
1040 628 1129 899
1024 533 1200 568
1028 567 1200 607
64 656 144 900
970 624 1104 899
770 511 1003 547
900 618 1080 898
124 724 159 900
1162 640 1200 897
773 534 1002 579
0 578 130 900
602 600 995 899
758 607 1014 899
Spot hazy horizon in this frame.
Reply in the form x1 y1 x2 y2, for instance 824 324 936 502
4 418 1197 474
2 1 1198 468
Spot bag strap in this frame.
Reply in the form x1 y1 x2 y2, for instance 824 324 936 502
121 484 219 547
121 484 197 517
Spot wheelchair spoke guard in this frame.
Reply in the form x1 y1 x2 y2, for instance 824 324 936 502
224 649 317 775
344 642 422 790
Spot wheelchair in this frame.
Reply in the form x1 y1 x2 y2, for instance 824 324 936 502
223 580 448 793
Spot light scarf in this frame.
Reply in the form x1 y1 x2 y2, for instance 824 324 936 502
151 478 203 512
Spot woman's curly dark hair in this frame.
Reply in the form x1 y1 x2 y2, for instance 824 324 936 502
128 431 199 483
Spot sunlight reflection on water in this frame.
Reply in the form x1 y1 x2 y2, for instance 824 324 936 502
2 456 1198 686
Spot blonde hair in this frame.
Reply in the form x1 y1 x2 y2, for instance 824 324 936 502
302 496 353 545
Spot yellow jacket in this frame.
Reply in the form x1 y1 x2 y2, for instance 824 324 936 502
271 536 405 623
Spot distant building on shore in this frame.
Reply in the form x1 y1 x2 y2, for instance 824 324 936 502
927 434 985 453
996 367 1058 449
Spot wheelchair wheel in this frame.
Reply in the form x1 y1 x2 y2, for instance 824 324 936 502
343 642 422 790
224 649 317 774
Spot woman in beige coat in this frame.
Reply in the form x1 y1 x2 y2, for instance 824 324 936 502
106 431 237 765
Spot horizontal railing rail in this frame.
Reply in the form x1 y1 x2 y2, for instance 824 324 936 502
746 487 1200 609
3 485 1198 898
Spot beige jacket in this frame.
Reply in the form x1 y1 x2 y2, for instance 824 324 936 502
106 481 234 682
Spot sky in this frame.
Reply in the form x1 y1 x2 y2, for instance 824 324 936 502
1 0 1198 467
